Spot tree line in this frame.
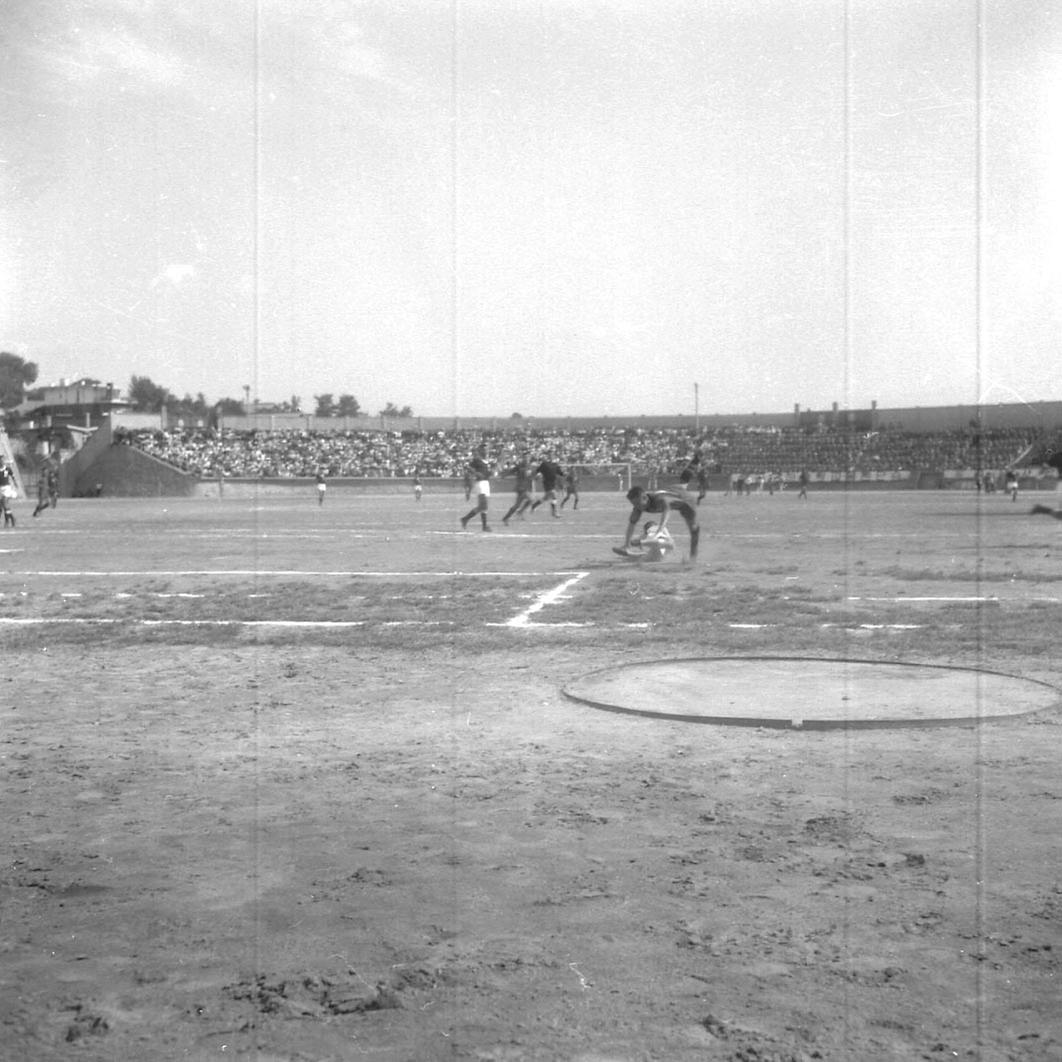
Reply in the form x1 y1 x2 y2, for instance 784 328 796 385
126 378 413 420
0 355 412 421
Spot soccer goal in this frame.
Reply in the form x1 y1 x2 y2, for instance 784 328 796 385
566 463 633 492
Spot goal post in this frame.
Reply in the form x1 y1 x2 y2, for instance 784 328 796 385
563 463 632 492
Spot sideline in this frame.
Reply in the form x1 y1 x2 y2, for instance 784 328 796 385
0 618 452 629
22 569 588 578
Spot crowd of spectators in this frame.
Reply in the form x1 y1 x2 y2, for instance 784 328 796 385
114 423 1055 482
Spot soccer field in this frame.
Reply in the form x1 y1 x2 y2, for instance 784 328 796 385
3 489 1061 1060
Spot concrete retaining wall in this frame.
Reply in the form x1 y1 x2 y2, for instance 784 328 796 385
72 441 198 497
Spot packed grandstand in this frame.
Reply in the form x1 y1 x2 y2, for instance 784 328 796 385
112 423 1062 482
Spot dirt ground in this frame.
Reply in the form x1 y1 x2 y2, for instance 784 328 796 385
2 492 1061 1060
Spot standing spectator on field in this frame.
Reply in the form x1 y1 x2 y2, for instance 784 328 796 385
413 475 423 502
460 447 494 532
315 470 327 505
797 469 809 500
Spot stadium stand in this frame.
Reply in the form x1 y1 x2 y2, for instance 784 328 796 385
112 423 1054 485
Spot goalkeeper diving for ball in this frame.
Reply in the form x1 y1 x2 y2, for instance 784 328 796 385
613 486 700 560
629 520 675 561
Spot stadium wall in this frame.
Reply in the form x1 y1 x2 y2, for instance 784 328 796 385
59 417 115 496
61 463 1056 501
70 430 198 497
190 471 1055 498
196 474 629 499
110 412 167 431
216 401 1062 435
877 402 1062 431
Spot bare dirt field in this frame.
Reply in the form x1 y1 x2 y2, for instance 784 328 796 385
2 486 1061 1061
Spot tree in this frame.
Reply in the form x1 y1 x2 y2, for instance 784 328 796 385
128 375 170 412
165 392 211 423
336 394 361 417
215 397 246 415
314 393 337 417
0 351 39 409
379 402 412 418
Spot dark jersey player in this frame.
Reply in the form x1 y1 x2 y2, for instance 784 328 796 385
559 467 580 510
502 455 535 524
614 486 700 560
529 456 565 518
1030 504 1062 521
679 456 710 503
32 466 59 518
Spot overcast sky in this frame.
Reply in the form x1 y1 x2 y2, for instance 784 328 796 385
2 0 1059 418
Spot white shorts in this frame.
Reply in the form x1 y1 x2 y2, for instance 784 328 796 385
475 480 490 498
0 485 16 500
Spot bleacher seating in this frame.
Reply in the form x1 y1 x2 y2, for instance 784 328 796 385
114 423 1055 482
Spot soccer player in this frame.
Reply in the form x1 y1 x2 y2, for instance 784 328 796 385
32 463 57 518
413 475 423 502
501 454 534 524
529 454 565 518
633 520 675 562
315 471 327 505
678 455 700 488
695 465 710 502
460 447 494 532
614 485 700 559
559 466 580 510
0 461 16 527
1030 504 1062 521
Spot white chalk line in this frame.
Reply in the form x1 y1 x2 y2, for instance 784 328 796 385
0 618 453 629
433 530 615 539
468 571 591 628
19 569 587 578
3 570 599 631
848 595 1062 603
849 595 996 602
0 617 927 633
